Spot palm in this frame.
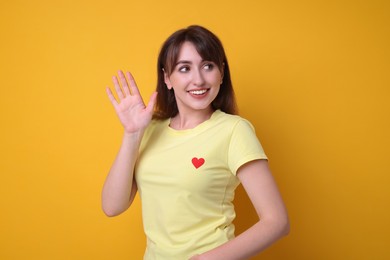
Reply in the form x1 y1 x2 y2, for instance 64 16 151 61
106 71 157 134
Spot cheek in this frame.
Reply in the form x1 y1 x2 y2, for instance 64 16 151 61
208 73 222 85
210 85 221 98
169 75 190 86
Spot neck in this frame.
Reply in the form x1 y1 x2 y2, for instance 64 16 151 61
170 108 214 130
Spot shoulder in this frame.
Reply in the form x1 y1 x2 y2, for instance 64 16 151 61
213 110 256 132
141 118 168 142
147 118 168 131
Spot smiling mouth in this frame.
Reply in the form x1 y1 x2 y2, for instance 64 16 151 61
188 89 209 95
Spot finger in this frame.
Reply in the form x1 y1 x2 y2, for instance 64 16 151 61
126 71 140 96
118 70 131 96
112 75 125 100
106 87 119 108
145 91 158 114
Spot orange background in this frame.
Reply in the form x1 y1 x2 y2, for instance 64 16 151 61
0 0 389 259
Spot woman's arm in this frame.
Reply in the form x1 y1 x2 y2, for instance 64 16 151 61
101 71 157 217
101 132 142 217
194 159 289 259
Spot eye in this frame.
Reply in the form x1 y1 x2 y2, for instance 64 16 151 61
178 66 190 72
203 63 214 70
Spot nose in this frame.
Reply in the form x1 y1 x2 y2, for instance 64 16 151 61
192 68 205 86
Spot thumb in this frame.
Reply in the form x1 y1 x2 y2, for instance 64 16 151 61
145 92 158 113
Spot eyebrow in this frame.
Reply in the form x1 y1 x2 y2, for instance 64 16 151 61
175 59 210 66
175 60 193 66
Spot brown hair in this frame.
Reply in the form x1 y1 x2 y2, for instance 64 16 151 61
153 25 237 119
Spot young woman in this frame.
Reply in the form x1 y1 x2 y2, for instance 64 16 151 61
102 25 289 260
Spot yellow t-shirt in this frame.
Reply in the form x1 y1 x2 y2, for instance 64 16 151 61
135 110 267 259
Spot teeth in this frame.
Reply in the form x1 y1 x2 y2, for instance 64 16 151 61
189 89 207 95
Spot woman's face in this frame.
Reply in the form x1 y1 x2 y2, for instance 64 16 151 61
164 41 223 116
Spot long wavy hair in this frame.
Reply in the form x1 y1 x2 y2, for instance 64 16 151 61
153 25 237 119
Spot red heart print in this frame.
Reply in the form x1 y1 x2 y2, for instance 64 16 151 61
192 157 205 169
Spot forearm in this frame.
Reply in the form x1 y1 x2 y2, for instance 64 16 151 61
102 132 143 216
200 217 289 260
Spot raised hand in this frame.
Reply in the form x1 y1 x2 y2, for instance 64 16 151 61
106 71 157 134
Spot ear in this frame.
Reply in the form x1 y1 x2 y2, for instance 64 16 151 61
163 69 173 90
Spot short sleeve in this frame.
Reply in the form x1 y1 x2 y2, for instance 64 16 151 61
228 119 268 175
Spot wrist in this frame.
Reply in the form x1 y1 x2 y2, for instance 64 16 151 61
122 130 144 144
